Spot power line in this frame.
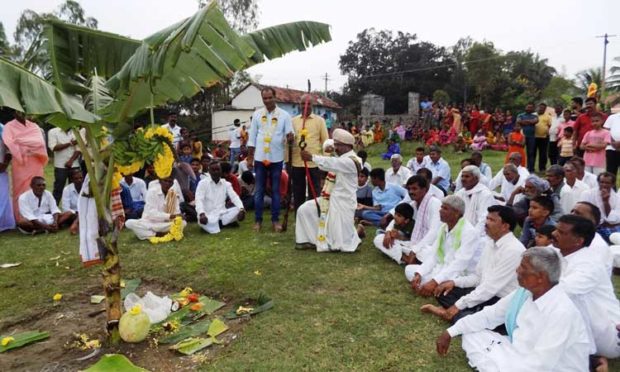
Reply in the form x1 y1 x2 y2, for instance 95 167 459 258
322 73 330 95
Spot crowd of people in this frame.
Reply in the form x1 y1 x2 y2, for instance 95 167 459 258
1 86 620 371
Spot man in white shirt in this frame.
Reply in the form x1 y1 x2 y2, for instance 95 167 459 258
471 151 492 180
421 205 525 323
571 202 613 276
229 119 242 164
120 174 147 219
125 176 186 240
17 176 74 234
553 215 620 360
406 195 480 297
161 112 183 149
560 162 590 214
406 146 429 174
579 171 620 242
425 146 451 195
374 175 441 264
570 156 599 189
603 109 620 175
48 126 81 203
385 154 412 187
61 169 83 234
488 152 529 203
435 247 591 371
196 161 245 234
454 165 497 234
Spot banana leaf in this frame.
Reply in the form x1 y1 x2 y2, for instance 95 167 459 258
161 295 224 325
0 57 98 128
0 330 49 353
84 354 150 372
225 294 274 320
120 278 141 300
158 318 212 344
169 319 228 355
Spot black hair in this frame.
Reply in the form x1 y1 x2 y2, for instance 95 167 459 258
563 126 574 133
546 164 564 178
369 168 385 182
241 170 254 184
220 162 232 174
406 175 429 189
585 97 597 104
575 201 601 226
261 86 277 96
360 167 369 177
415 147 425 153
531 195 554 214
416 168 433 182
190 158 201 164
31 176 45 185
395 203 414 220
487 205 517 231
558 214 596 246
597 171 616 185
536 224 556 239
357 150 368 162
571 97 583 106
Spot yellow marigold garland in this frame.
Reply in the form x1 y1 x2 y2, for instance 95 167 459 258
117 160 144 176
154 144 174 178
148 217 184 244
111 171 123 189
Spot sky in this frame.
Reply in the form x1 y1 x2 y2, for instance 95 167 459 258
1 0 619 93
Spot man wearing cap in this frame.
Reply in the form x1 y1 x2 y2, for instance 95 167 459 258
295 129 362 252
291 94 329 211
385 154 412 187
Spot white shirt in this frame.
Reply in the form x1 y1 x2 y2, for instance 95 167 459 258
549 116 562 142
406 157 429 173
413 218 480 284
18 189 60 220
429 184 444 199
448 285 590 372
363 161 372 172
142 182 181 223
161 123 183 147
455 183 498 234
579 187 620 224
603 112 620 151
560 247 620 357
229 126 242 148
47 127 80 168
237 159 251 176
120 177 147 203
195 177 243 217
453 233 525 310
580 171 598 189
409 195 442 258
559 179 589 215
61 183 79 213
488 169 526 203
385 166 412 187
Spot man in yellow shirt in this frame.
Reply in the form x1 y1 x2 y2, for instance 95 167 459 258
534 103 552 172
291 94 329 211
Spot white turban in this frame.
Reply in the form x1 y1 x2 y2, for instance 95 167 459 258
332 128 355 145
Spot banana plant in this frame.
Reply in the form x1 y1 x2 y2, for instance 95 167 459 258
14 0 332 344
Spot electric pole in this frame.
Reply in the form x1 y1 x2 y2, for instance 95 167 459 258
322 73 330 96
596 33 617 97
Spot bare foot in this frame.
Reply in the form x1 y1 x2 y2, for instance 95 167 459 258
272 222 283 233
420 304 447 319
357 224 366 239
253 223 261 232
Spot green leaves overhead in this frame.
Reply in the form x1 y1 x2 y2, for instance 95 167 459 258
41 19 141 95
101 1 331 122
0 57 98 128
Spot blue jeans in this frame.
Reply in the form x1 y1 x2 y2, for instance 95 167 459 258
254 161 282 223
360 210 387 226
230 147 241 164
525 136 536 172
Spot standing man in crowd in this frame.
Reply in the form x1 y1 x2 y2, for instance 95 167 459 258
161 112 183 149
604 99 620 175
2 111 48 219
48 125 81 203
573 97 607 157
247 86 294 232
516 102 539 172
291 94 328 211
534 103 551 172
229 119 242 165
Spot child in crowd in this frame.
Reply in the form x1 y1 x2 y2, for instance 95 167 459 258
534 224 555 247
178 142 193 164
580 112 610 175
470 128 488 151
557 126 575 165
381 139 401 160
386 203 415 241
506 123 526 166
438 123 453 146
453 133 467 153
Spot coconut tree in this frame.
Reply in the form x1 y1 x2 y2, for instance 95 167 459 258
2 1 331 343
607 56 620 93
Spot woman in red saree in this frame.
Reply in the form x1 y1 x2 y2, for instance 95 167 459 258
2 112 48 219
469 105 480 134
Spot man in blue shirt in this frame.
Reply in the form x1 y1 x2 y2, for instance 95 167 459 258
426 146 451 195
516 102 539 172
358 168 408 226
246 86 294 232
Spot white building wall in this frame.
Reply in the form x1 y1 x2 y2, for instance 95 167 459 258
231 85 262 110
211 110 254 142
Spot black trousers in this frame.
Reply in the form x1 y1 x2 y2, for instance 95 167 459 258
436 287 475 309
53 167 80 203
292 166 321 211
535 137 549 171
525 136 536 172
548 141 558 165
606 150 620 176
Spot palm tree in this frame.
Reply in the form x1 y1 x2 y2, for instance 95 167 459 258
607 56 620 93
1 1 331 343
575 67 603 95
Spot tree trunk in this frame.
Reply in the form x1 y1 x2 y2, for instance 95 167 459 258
100 217 122 344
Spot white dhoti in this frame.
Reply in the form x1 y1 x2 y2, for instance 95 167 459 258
404 264 421 282
32 214 55 225
199 207 239 234
295 197 360 252
461 330 519 372
608 232 620 268
373 233 409 263
78 195 101 266
125 219 187 240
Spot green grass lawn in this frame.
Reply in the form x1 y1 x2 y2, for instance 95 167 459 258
1 141 618 371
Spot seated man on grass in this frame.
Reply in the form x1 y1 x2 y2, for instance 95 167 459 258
17 176 74 234
357 168 407 227
125 176 186 240
421 205 525 323
61 169 83 234
196 161 245 234
435 246 591 371
406 195 480 299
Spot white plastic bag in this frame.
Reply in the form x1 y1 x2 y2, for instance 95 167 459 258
124 291 172 323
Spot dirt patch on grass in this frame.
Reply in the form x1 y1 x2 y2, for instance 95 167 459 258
0 280 252 371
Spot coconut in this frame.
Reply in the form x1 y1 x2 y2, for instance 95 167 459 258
119 305 150 343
